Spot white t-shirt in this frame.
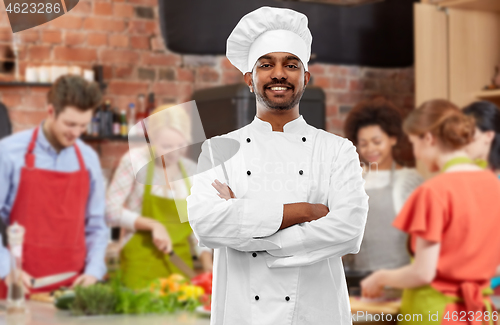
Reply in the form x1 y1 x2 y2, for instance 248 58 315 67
363 167 424 214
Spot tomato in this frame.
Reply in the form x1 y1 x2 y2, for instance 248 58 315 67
191 272 213 294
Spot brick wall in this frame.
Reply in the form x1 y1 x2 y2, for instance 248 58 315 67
0 0 414 176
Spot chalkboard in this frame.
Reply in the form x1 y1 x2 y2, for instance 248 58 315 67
158 0 417 67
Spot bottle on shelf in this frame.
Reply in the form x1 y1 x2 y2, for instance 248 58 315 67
128 103 136 128
120 110 128 137
112 107 121 136
92 111 100 137
85 120 92 136
146 92 156 116
99 100 113 137
135 94 147 122
105 100 113 136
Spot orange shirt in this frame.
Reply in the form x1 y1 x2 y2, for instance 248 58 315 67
393 170 500 296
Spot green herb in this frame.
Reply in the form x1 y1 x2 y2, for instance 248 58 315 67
64 273 201 316
70 284 117 316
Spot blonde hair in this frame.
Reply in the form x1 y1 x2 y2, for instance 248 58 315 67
148 104 192 143
403 99 475 150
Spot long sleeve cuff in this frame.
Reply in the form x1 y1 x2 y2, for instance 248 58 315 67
241 200 283 238
121 208 140 231
84 260 107 280
264 224 306 257
195 245 213 256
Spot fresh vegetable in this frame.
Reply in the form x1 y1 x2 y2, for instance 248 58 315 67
178 285 204 302
54 290 75 310
191 272 213 294
70 284 117 316
56 273 209 316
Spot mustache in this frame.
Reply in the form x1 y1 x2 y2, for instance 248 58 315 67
263 80 294 89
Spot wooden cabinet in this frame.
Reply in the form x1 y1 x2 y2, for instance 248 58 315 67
415 1 500 107
431 0 500 12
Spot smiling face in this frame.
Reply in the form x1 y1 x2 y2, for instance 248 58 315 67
244 52 310 111
357 125 397 168
47 105 93 148
153 127 188 167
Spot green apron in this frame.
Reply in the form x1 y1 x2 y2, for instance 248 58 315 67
120 160 194 290
398 259 494 324
399 157 493 325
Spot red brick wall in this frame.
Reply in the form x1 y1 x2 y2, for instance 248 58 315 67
0 0 414 175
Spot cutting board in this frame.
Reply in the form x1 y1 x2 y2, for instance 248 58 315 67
349 296 401 315
29 293 55 304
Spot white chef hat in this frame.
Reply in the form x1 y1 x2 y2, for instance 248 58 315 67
226 6 312 74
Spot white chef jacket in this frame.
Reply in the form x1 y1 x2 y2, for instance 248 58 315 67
187 115 369 325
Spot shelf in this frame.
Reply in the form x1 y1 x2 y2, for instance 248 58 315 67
0 81 107 90
0 81 52 87
81 135 128 142
475 89 500 99
433 0 500 11
81 135 143 142
474 89 500 105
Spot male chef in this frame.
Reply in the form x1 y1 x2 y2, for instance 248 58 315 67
187 6 369 325
0 75 108 295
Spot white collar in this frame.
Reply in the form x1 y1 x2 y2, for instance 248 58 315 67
250 115 307 134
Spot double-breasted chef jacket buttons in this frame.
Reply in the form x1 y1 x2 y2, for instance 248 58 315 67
244 136 307 177
255 295 259 301
285 296 290 301
252 252 257 257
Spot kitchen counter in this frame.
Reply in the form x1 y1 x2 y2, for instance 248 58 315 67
2 297 499 325
0 301 211 325
0 299 399 325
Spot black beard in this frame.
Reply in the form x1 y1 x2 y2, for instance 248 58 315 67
254 81 305 111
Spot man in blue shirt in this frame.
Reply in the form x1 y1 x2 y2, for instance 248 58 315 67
0 75 109 295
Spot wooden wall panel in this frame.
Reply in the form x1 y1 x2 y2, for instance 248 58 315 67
435 0 500 12
449 8 500 107
414 3 449 107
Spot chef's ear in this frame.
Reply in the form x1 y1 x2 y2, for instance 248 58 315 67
303 71 311 87
244 72 253 93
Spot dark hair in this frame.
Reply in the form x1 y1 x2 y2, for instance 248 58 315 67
463 101 500 170
344 97 403 145
47 75 102 115
403 99 475 150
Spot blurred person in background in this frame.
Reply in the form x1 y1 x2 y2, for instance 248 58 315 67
361 99 500 325
463 101 500 292
0 75 108 296
106 104 213 290
463 101 500 174
343 98 423 274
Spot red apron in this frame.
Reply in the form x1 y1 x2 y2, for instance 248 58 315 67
0 127 89 298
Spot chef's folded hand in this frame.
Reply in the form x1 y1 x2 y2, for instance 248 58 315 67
360 270 385 299
151 222 173 254
212 179 236 200
5 270 33 293
71 274 98 288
